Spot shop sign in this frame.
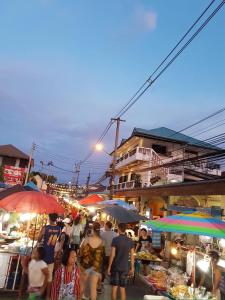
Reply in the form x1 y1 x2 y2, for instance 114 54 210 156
3 165 25 185
152 230 161 249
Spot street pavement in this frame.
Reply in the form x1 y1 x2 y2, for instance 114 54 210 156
0 276 152 300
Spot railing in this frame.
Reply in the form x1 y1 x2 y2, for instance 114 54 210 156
116 146 151 168
115 181 135 191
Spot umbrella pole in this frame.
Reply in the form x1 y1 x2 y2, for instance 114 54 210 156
193 248 196 288
31 214 38 250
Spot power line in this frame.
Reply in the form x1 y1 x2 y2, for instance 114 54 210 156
118 0 225 118
114 0 217 119
80 0 225 163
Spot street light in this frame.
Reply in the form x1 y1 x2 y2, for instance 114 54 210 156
95 143 110 156
95 143 104 151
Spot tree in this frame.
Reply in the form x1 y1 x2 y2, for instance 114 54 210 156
47 175 57 184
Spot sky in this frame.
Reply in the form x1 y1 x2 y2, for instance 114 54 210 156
0 0 224 183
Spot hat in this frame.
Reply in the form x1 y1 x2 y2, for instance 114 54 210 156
63 217 71 224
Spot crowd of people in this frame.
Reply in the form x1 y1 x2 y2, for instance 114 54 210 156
26 212 135 300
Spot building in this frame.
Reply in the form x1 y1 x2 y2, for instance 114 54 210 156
0 144 31 169
112 127 221 191
110 127 224 216
0 144 33 185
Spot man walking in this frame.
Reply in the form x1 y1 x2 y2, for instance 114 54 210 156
100 221 117 284
38 213 61 299
107 223 134 300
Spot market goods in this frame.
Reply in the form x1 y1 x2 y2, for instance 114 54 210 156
136 251 161 261
170 285 190 299
147 270 167 290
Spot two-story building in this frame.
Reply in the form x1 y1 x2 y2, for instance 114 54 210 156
110 127 224 216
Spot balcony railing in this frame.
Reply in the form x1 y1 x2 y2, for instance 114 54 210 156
116 147 153 168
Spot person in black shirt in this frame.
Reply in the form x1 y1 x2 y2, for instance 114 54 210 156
135 228 152 276
108 223 134 300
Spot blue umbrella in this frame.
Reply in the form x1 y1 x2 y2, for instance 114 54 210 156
99 199 137 210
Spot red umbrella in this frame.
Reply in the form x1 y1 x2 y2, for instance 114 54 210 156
0 191 64 214
79 194 103 206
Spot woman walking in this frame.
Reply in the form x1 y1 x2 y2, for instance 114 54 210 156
80 222 104 300
51 248 80 300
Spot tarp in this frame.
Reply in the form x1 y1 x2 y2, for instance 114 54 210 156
101 205 147 223
24 181 40 192
144 212 225 238
79 194 103 206
99 199 137 210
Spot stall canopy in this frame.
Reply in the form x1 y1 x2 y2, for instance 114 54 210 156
0 182 39 200
79 194 103 206
144 212 225 238
101 205 147 223
0 191 64 214
99 199 137 210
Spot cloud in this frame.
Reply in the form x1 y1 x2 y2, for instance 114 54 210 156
135 7 157 32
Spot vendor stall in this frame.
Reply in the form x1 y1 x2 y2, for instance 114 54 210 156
0 191 64 291
138 212 225 300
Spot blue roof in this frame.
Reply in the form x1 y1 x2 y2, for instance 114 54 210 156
132 127 220 151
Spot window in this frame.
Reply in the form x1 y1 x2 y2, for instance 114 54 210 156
152 144 167 155
130 173 136 181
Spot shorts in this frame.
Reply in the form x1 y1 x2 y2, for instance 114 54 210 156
110 271 128 287
47 263 54 282
85 267 101 278
71 235 80 245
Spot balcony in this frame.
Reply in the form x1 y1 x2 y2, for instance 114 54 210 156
114 180 144 191
116 147 152 169
185 161 221 176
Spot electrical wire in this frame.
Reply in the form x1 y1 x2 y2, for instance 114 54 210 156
118 0 225 118
80 0 222 163
114 0 217 119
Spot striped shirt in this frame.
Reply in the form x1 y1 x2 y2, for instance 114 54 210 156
51 266 80 300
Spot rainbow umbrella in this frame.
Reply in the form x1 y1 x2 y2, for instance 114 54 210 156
144 212 225 238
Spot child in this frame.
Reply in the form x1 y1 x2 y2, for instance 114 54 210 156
51 248 80 300
28 247 49 300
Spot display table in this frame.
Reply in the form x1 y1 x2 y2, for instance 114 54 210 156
0 250 21 290
140 275 175 300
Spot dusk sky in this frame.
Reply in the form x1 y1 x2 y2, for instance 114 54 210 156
0 0 224 183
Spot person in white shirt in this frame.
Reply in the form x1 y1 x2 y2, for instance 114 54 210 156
71 216 83 251
100 221 117 283
28 247 49 299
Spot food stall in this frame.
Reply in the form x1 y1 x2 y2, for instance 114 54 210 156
138 212 225 300
0 191 64 291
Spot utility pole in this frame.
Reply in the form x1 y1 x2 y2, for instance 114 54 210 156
109 117 125 199
75 162 81 187
25 142 36 184
85 172 91 196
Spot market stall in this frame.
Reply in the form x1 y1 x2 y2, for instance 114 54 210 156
137 212 225 300
0 191 64 291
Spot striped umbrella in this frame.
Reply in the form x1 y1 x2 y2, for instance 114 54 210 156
144 212 225 238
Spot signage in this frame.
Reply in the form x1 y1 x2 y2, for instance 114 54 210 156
152 230 161 249
3 165 26 185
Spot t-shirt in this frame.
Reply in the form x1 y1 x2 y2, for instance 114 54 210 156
28 259 47 288
138 236 152 252
111 234 134 273
72 224 83 236
43 225 61 264
101 230 117 256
